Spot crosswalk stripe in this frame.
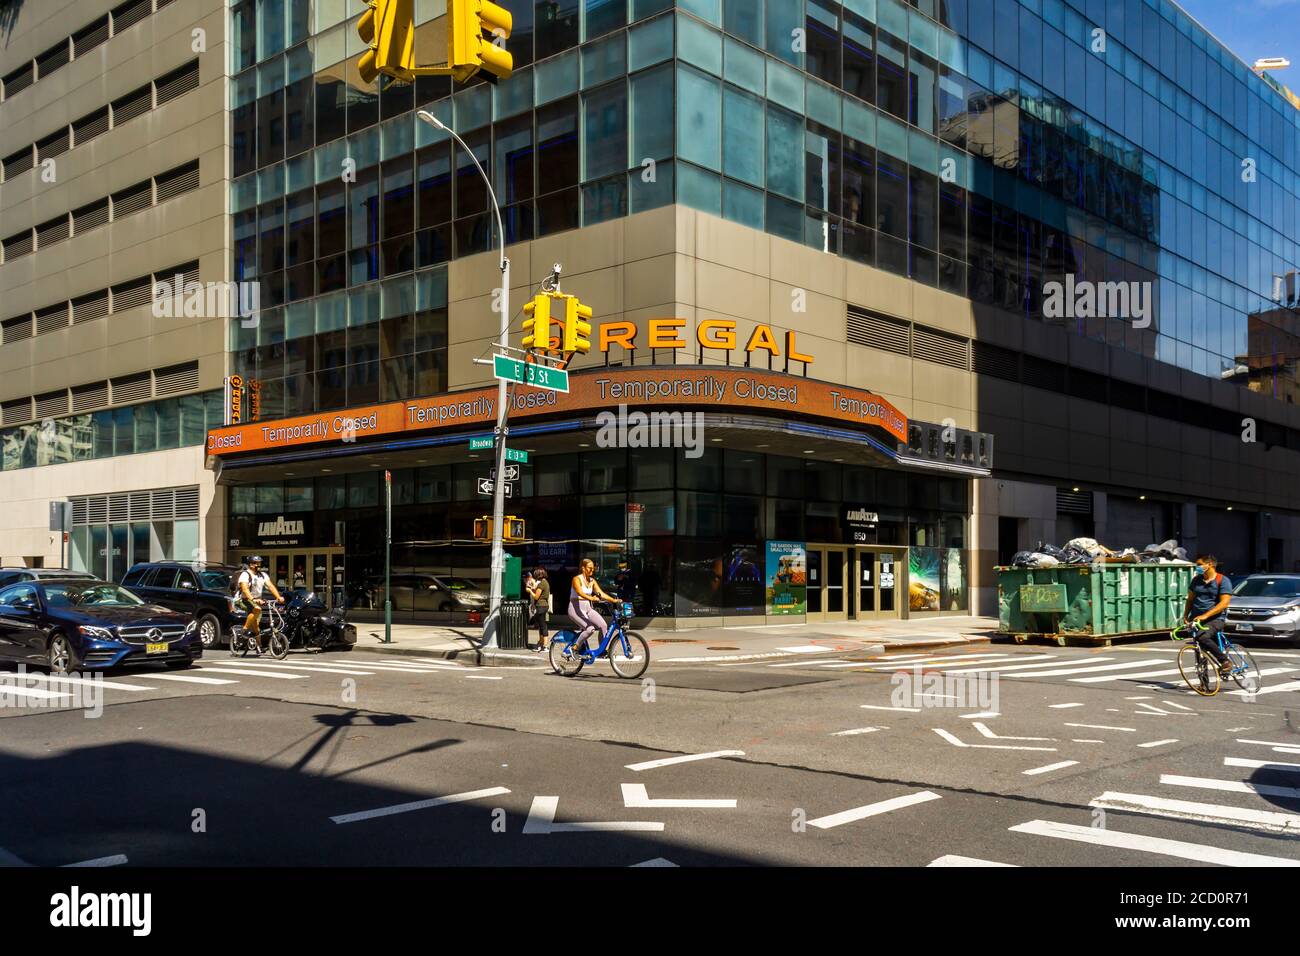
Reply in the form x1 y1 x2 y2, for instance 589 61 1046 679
942 657 1103 675
1023 760 1079 775
1065 723 1136 732
1160 773 1300 801
136 673 237 685
1138 739 1179 748
1007 660 1168 678
1090 791 1300 833
291 659 460 673
1228 679 1300 697
1010 819 1300 866
1225 757 1300 773
808 790 941 829
194 667 306 680
1071 667 1185 683
928 855 1016 867
865 653 1029 669
894 655 1040 670
204 661 375 676
16 674 153 692
0 685 72 701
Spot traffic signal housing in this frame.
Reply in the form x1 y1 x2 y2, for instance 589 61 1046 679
562 295 593 355
504 516 526 543
448 0 514 84
521 293 553 351
357 0 415 84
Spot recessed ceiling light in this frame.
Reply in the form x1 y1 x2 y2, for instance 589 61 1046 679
1139 495 1146 500
1072 487 1080 492
757 444 769 448
834 458 844 462
1227 506 1234 511
579 443 590 448
803 449 815 454
711 438 723 443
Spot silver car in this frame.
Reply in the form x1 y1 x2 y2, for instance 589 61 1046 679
1224 574 1300 644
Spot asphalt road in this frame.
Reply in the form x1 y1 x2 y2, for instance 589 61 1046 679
1 639 1298 867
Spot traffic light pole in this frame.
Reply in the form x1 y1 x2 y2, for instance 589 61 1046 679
417 110 508 649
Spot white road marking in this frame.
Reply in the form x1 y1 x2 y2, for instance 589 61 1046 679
621 784 736 809
830 727 886 736
1008 660 1169 678
866 654 1030 670
905 655 1043 670
1138 739 1179 748
972 722 1055 742
136 673 237 685
1225 757 1300 773
1164 701 1194 712
0 686 72 701
290 660 461 673
928 855 1016 867
1065 723 1136 732
1236 738 1300 749
331 787 510 824
18 674 153 692
1023 760 1079 776
631 857 678 867
1229 679 1300 697
64 854 128 867
1072 668 1187 683
807 790 941 829
1160 773 1300 801
933 728 1057 752
776 645 829 653
960 711 1001 719
945 658 1112 676
624 750 744 772
1011 819 1300 866
1049 702 1085 709
193 667 307 680
1091 791 1300 833
522 796 664 834
1071 739 1105 743
463 675 504 680
204 661 376 676
1124 696 1152 700
861 704 921 713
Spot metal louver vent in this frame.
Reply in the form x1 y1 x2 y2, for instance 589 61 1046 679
108 494 129 523
1022 355 1067 392
72 499 89 524
155 61 199 106
111 276 153 312
111 373 152 405
1056 489 1093 516
36 129 71 160
2 316 33 343
111 84 153 125
36 41 70 80
152 489 175 519
86 497 108 524
111 180 153 217
3 64 35 98
111 0 152 34
173 487 200 519
154 362 200 396
3 147 35 177
73 291 110 324
3 231 34 259
154 161 200 203
72 198 111 233
71 382 109 412
35 216 70 248
129 492 152 519
972 341 1020 381
912 325 970 369
72 108 111 145
73 18 111 57
846 307 910 355
2 398 33 424
35 305 69 335
34 391 69 419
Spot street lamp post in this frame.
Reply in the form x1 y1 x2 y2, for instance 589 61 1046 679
417 109 510 649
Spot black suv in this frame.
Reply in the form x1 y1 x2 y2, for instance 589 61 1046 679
0 568 98 588
122 562 244 648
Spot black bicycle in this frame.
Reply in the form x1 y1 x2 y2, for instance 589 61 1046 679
230 600 289 660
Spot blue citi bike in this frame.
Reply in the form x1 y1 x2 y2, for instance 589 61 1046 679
549 601 650 679
1172 618 1261 696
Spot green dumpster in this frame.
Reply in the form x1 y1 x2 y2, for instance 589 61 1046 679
997 562 1194 644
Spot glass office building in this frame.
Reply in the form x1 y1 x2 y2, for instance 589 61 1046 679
217 0 1300 622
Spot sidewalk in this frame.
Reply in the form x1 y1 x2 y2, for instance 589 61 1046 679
347 615 999 667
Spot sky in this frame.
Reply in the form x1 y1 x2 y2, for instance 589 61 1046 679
1178 0 1299 87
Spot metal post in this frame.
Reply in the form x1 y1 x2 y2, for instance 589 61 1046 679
384 470 392 644
417 110 508 648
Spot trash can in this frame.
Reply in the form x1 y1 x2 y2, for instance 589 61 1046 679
997 562 1194 645
497 598 531 649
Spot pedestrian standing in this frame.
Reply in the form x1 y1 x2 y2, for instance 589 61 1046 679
526 568 551 653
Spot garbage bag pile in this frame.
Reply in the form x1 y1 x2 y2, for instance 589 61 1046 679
1010 537 1190 568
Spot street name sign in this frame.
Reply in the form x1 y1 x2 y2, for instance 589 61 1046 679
492 354 570 393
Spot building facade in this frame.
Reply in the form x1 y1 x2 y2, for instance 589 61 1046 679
0 0 231 575
5 0 1299 625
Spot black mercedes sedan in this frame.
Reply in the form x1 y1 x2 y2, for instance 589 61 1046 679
0 577 202 674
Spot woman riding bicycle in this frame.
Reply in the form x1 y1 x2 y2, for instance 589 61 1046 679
569 558 619 655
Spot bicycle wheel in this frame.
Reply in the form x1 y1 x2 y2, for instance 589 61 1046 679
1177 643 1220 696
608 631 650 680
548 639 584 677
267 629 289 660
1226 643 1262 694
230 630 248 658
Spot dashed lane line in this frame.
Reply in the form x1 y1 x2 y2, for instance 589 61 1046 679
1159 773 1300 801
624 750 745 772
1011 819 1300 866
807 790 942 829
330 787 511 824
1022 760 1080 776
1090 791 1300 833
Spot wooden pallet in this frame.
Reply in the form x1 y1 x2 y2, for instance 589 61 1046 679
1000 629 1170 648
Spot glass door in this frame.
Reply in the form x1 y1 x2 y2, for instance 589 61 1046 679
858 550 878 617
806 546 848 621
855 548 904 619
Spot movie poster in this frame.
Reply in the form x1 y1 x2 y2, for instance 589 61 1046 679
908 548 941 611
765 542 807 615
942 548 967 611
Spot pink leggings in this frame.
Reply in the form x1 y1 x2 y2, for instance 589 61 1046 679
568 599 607 650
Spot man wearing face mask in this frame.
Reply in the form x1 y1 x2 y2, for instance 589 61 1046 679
1182 554 1233 674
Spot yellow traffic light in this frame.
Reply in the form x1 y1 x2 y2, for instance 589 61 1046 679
357 0 415 85
521 293 552 351
448 0 514 84
562 295 593 355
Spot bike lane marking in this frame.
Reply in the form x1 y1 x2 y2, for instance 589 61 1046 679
330 786 511 824
807 790 941 829
624 750 744 772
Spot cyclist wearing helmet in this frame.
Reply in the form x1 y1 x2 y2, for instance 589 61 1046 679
236 556 284 655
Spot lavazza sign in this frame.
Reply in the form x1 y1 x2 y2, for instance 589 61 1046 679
257 516 305 539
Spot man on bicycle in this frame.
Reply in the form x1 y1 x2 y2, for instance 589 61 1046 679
1182 554 1233 674
236 555 283 655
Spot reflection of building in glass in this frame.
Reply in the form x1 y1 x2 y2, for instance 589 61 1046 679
1228 303 1300 404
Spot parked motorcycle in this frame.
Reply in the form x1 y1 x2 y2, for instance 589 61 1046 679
282 590 357 652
